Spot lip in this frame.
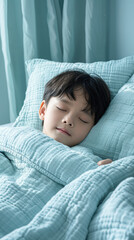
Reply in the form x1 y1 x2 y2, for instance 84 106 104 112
56 127 71 136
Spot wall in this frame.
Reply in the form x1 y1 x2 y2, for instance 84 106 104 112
109 0 134 59
116 0 134 58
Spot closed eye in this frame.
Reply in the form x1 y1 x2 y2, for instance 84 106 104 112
56 106 66 112
79 118 89 124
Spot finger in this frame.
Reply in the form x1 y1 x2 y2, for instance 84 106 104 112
97 159 112 166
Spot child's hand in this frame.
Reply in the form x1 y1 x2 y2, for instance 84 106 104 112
97 159 112 166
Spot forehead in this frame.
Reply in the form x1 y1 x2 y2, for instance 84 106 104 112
59 88 90 110
70 88 88 102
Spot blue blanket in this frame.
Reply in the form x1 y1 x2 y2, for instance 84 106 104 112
0 127 134 239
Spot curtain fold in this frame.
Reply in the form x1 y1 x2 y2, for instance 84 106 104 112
0 0 134 123
0 0 17 122
85 0 108 62
21 0 38 62
47 0 63 61
62 0 86 62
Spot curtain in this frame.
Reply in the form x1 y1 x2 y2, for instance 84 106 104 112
0 0 134 123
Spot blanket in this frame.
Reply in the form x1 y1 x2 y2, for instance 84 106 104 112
0 126 134 240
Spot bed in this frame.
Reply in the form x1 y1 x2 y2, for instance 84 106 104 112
0 56 134 239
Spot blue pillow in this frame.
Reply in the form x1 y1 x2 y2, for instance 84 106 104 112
80 81 134 160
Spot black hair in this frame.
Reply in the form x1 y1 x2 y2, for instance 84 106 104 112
42 70 111 125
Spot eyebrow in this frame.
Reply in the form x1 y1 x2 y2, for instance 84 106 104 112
60 98 72 105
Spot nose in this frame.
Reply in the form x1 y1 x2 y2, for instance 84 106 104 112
62 115 74 127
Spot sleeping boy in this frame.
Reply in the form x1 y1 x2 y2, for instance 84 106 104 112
39 70 112 166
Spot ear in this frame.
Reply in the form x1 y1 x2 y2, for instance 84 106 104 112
39 100 46 120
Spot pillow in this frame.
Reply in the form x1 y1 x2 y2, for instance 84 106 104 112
80 82 134 160
14 56 134 132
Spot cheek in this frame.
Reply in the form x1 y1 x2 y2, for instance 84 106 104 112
75 124 93 139
70 128 89 146
45 108 60 126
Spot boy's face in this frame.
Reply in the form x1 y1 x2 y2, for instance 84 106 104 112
39 89 95 147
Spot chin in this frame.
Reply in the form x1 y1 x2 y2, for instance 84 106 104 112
54 137 71 147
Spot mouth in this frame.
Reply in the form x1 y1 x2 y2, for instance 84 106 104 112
56 127 71 136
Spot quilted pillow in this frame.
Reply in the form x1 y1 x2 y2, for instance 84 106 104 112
80 81 134 160
14 56 134 132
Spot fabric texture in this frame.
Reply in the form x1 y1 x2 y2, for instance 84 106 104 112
80 81 134 160
0 126 134 239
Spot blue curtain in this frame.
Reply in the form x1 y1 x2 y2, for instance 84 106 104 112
0 0 134 123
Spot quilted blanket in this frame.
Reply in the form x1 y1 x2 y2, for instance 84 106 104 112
0 126 134 240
